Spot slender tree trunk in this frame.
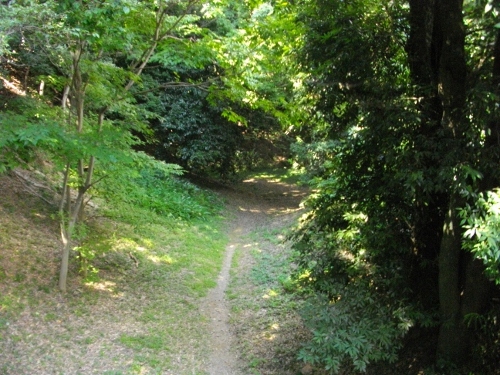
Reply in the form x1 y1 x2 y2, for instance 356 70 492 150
57 2 200 291
59 47 87 292
59 185 88 291
62 85 70 109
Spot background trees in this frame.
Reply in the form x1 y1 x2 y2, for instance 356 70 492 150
2 0 209 291
137 0 296 178
2 0 210 291
1 0 288 290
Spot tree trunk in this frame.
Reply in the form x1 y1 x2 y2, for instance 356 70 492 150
434 0 470 363
59 219 73 292
59 47 87 292
437 194 467 360
407 0 498 366
406 0 445 308
407 0 438 87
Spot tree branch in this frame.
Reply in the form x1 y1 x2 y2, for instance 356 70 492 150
129 78 219 98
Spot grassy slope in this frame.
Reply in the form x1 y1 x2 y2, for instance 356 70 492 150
0 170 227 375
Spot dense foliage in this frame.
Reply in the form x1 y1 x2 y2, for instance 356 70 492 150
2 0 500 373
290 0 500 373
0 0 288 290
132 1 294 178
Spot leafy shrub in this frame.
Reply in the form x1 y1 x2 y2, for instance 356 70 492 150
298 284 412 373
460 188 500 284
97 153 222 223
0 101 67 173
291 188 418 373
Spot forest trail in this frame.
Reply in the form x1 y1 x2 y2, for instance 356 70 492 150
202 174 309 374
0 171 308 375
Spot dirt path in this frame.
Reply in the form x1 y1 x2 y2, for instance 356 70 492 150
202 176 309 374
201 201 253 375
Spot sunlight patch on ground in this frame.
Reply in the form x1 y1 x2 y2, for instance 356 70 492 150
238 206 263 213
86 280 117 293
260 330 277 341
147 254 174 265
262 289 278 299
112 238 141 251
266 207 303 215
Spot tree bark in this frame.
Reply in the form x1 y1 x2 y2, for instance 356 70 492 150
434 0 477 363
406 0 446 308
59 46 88 292
408 0 491 364
407 0 438 87
437 194 467 360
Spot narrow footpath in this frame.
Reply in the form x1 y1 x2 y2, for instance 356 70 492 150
201 175 309 375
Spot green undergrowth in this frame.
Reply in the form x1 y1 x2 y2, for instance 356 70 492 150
227 217 308 375
100 210 227 297
246 226 302 312
0 162 228 374
76 169 227 373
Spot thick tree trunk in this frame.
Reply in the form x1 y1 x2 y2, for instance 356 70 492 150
407 0 438 87
437 194 468 360
406 0 445 307
434 0 482 363
461 255 491 318
407 0 497 367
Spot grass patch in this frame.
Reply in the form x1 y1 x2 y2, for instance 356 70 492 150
0 166 228 374
226 208 310 375
119 333 169 351
248 245 301 312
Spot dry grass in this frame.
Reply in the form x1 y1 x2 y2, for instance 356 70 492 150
0 170 226 375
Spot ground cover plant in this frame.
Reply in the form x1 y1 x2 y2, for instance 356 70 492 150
0 162 227 374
